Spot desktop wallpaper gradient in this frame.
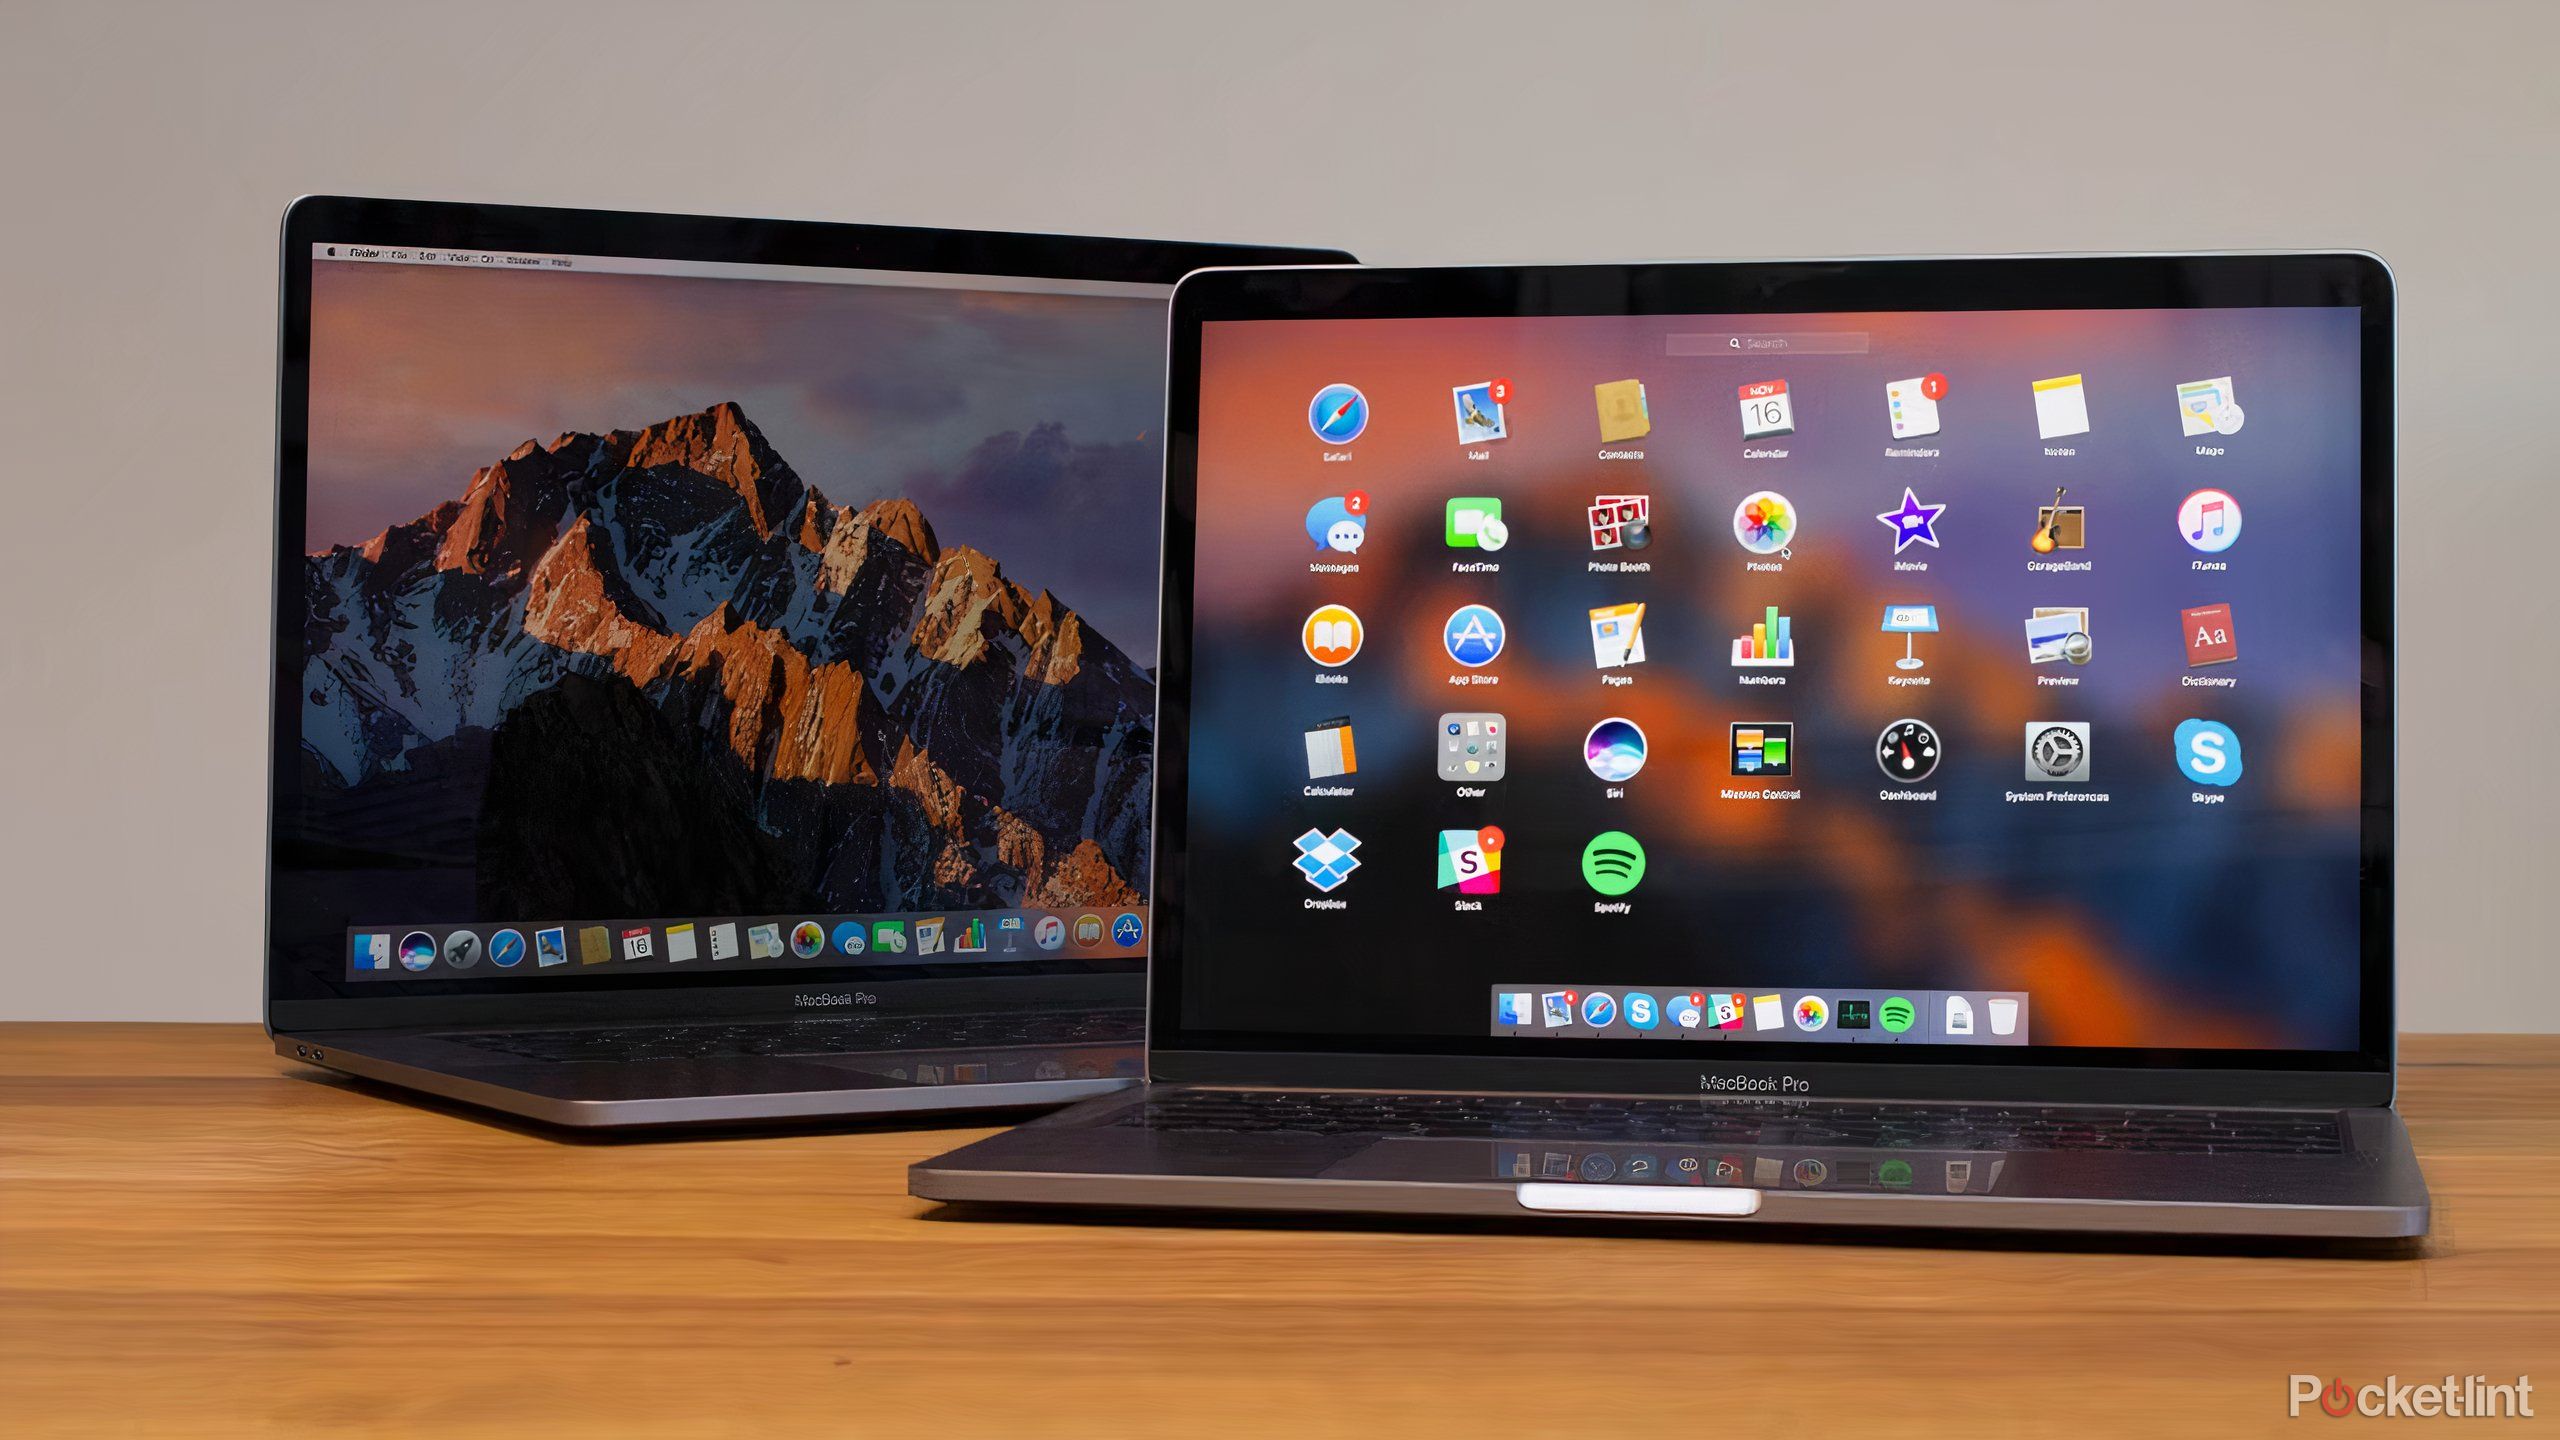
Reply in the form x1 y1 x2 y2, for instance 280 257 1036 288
277 261 1168 994
1179 307 2364 1051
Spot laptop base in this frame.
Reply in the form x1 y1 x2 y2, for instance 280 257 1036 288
910 1085 2429 1240
278 1012 1142 1129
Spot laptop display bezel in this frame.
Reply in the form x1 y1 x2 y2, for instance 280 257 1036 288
266 195 1352 1036
1150 254 2395 1108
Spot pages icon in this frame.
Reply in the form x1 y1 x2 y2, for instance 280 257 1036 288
1588 602 1647 668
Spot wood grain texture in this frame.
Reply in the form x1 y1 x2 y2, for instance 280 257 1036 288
1 1024 2552 1438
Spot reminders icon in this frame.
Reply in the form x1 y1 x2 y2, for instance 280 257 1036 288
1886 373 1946 439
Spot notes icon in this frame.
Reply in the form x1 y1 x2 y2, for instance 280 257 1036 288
2031 373 2091 440
1594 379 1651 443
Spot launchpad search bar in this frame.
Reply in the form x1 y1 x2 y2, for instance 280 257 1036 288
1667 331 1871 356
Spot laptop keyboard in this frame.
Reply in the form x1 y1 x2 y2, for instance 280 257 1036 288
442 1008 1144 1064
1118 1090 2345 1156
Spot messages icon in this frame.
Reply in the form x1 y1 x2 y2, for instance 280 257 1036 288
1304 493 1368 554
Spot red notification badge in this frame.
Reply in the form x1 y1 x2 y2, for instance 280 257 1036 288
1921 372 1948 400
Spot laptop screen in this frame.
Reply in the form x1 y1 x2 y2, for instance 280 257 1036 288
1168 263 2385 1066
278 235 1170 994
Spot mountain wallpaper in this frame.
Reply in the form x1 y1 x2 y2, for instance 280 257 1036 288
290 263 1164 928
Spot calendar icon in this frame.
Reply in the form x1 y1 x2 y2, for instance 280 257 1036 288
1738 380 1794 439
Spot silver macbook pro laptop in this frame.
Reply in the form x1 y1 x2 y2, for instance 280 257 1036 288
265 196 1348 1126
912 252 2425 1237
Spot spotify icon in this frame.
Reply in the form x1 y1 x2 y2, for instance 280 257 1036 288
1580 831 1646 897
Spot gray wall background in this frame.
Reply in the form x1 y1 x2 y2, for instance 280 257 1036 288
2 0 2551 1027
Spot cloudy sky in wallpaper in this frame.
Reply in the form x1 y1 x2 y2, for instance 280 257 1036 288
304 261 1171 662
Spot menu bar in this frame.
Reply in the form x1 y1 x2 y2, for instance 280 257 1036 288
309 243 1170 299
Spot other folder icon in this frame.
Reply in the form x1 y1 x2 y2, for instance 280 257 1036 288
1594 379 1651 443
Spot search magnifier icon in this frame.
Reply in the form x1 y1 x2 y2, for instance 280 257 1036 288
1728 337 1741 350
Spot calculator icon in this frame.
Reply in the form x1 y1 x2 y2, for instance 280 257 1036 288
1438 713 1507 782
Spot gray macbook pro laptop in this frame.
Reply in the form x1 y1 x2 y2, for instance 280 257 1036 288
911 252 2427 1236
265 197 1349 1126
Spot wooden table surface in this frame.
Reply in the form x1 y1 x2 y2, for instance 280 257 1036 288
2 1025 2552 1437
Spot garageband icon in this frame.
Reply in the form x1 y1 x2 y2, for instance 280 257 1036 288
2031 486 2085 553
